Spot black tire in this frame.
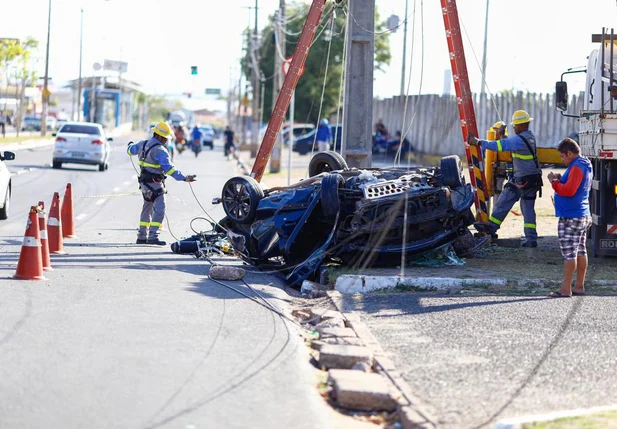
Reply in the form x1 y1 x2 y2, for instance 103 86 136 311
308 151 348 177
98 163 106 172
222 176 264 224
440 155 465 189
0 185 10 220
52 160 62 169
320 173 344 221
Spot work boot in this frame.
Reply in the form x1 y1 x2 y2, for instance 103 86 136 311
522 240 538 248
136 238 147 244
146 238 167 246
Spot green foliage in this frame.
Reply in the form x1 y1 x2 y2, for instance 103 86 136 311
244 2 391 126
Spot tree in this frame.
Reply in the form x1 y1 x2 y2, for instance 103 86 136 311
245 1 391 126
0 39 22 120
12 38 39 136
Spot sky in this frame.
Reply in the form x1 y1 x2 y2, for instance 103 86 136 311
3 0 617 104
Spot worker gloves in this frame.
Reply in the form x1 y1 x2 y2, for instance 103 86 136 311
185 175 197 182
467 133 480 146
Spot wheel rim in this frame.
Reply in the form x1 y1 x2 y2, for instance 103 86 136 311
223 181 252 221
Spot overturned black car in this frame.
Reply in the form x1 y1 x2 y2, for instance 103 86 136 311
207 151 477 285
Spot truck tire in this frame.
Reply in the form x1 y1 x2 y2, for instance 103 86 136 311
440 155 465 189
309 151 348 177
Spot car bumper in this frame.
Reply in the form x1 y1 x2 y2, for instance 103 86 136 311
53 150 106 165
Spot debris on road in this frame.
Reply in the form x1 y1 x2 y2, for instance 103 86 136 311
208 265 246 281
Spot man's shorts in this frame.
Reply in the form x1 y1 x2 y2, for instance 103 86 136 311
558 216 592 259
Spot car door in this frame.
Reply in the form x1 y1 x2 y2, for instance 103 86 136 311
0 158 9 202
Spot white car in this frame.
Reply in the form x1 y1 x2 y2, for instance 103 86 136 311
52 122 112 171
199 124 215 149
0 150 15 219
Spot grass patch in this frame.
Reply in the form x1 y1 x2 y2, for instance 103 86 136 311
0 135 50 145
522 410 617 428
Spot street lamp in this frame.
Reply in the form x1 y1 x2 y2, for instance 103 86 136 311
41 0 51 136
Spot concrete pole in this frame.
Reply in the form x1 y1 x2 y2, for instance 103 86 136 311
342 0 375 168
76 7 83 121
250 0 260 158
400 0 409 96
41 0 52 136
480 0 489 96
270 1 286 173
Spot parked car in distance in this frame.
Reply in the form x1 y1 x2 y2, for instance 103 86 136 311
22 116 41 131
199 124 215 149
0 150 16 220
52 122 112 172
293 124 342 155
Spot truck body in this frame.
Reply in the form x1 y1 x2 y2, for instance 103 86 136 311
557 28 617 256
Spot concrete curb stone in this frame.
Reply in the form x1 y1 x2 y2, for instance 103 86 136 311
318 344 374 369
328 369 400 412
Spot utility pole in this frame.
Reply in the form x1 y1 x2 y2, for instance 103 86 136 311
400 0 409 95
342 0 375 168
250 0 260 158
41 0 52 136
480 0 489 96
77 6 83 121
270 1 286 173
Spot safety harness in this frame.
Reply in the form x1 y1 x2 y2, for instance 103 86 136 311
138 141 166 202
509 134 543 198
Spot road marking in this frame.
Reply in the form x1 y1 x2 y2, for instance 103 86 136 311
76 214 88 221
113 187 120 192
95 198 106 205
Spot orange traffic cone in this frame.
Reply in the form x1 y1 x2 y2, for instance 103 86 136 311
14 206 46 280
38 201 52 271
61 183 76 238
48 192 66 255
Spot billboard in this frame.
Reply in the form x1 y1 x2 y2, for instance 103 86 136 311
103 59 128 73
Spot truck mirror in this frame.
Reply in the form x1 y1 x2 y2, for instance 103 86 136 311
556 81 568 112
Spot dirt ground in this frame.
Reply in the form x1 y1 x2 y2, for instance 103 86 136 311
236 150 617 288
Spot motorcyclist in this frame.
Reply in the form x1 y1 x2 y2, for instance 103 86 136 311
191 124 203 157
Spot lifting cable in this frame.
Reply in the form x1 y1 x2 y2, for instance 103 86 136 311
308 11 337 165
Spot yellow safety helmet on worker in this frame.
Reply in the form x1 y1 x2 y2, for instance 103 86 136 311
491 120 508 138
510 110 533 125
152 121 172 139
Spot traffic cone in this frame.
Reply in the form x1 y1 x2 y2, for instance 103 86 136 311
38 201 52 271
61 183 76 238
48 192 66 255
14 206 46 280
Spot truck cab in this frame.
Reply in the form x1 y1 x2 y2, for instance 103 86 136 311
556 28 617 256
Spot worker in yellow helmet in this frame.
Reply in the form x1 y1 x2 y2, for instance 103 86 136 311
467 110 542 247
127 121 197 245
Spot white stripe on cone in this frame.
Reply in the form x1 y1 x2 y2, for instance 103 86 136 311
23 237 39 247
40 230 48 239
48 217 60 226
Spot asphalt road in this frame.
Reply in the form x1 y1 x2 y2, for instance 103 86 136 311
339 293 617 428
0 135 334 429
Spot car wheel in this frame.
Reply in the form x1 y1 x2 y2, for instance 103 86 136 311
308 151 348 177
52 161 62 169
210 143 214 150
98 163 106 172
440 155 465 189
320 173 344 222
222 176 264 224
0 185 10 220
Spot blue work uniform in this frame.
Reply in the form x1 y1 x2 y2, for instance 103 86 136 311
479 130 542 243
127 138 187 241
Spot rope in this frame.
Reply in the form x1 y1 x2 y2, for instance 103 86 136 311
308 12 336 165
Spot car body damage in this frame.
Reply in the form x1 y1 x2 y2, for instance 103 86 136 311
211 151 477 285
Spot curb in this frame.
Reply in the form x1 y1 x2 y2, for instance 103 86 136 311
232 151 251 176
334 275 617 295
327 290 439 428
493 405 617 428
335 274 507 294
3 138 54 152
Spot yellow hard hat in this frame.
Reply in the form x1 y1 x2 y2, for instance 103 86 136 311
152 121 171 138
491 121 508 136
510 110 533 125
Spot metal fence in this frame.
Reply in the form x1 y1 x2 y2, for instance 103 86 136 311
372 92 585 156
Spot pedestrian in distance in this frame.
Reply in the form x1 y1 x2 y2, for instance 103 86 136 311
316 118 332 152
223 125 236 159
547 138 593 298
127 121 196 246
467 110 543 247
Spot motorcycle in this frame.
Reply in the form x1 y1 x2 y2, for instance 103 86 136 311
176 139 186 154
191 139 202 158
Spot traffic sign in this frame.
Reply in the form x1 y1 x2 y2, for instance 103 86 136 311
282 56 305 77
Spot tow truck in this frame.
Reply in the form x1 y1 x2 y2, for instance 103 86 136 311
556 28 617 256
